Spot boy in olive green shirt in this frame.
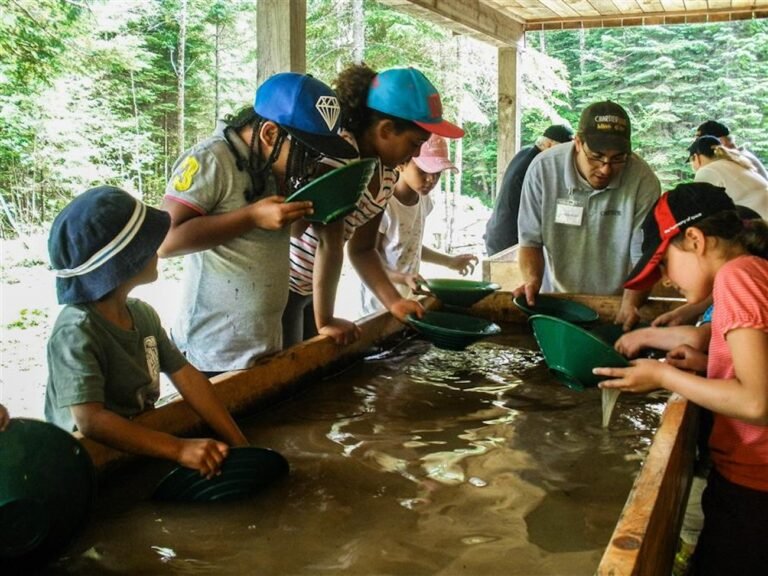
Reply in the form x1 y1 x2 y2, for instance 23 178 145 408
46 186 247 478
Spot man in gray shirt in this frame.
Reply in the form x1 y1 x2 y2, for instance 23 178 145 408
515 101 661 329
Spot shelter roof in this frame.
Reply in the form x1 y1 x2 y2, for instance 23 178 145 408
377 0 768 45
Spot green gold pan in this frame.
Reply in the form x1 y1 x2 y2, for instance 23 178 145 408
285 158 377 225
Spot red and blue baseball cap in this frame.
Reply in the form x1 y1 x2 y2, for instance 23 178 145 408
367 68 464 139
254 72 357 159
624 182 735 291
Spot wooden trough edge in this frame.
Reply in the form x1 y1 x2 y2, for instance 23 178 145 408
77 308 409 473
471 291 684 325
597 397 698 576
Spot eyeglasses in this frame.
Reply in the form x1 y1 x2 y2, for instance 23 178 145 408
583 147 629 168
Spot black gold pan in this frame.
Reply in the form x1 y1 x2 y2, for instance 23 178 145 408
153 447 289 502
0 418 95 562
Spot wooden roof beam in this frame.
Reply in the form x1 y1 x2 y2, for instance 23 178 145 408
376 0 525 46
526 7 768 30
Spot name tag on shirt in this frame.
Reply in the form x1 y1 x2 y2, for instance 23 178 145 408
555 201 584 226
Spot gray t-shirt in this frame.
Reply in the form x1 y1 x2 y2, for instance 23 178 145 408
164 121 290 371
45 299 187 432
518 142 660 294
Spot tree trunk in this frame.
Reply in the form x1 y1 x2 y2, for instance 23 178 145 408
352 0 364 64
164 114 170 182
214 21 222 123
130 69 144 198
446 35 466 252
177 0 187 155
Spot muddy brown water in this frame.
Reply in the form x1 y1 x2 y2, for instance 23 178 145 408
47 328 666 575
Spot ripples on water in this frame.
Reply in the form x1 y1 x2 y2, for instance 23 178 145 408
48 330 666 576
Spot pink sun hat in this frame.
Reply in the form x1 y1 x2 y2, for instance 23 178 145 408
412 135 459 174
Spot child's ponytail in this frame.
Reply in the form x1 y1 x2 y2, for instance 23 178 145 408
692 209 768 259
334 63 377 136
333 63 424 140
739 218 768 259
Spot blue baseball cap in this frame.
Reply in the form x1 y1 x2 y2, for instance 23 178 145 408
254 72 357 159
49 186 170 304
367 68 464 139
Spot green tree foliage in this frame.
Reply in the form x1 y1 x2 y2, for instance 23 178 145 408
0 0 257 234
307 0 452 100
0 0 84 232
541 20 768 188
1 1 766 234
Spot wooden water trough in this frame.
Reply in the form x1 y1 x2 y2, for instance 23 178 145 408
77 292 696 576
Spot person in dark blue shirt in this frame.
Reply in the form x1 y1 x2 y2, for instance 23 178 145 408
484 125 573 255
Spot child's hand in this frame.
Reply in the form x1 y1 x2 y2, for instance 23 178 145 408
652 308 686 327
652 302 707 327
449 254 478 276
390 298 424 322
615 328 654 358
319 318 362 346
251 196 313 230
593 359 673 393
614 301 641 332
177 438 229 479
666 345 708 374
404 273 426 293
0 403 9 431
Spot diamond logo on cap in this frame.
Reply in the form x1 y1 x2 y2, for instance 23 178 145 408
316 96 340 131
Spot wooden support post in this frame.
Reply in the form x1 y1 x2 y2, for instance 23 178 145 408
256 0 307 85
496 42 522 202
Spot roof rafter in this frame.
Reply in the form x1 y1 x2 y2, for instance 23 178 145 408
378 0 768 36
376 0 525 46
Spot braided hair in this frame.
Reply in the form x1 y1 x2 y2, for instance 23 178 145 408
223 106 324 201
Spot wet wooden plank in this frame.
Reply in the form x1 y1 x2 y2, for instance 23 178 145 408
472 290 683 324
78 309 409 472
482 247 684 299
597 397 698 575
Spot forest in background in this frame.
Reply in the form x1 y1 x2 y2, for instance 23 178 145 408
2 0 767 238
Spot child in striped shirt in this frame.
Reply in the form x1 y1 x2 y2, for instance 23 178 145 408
283 65 464 347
